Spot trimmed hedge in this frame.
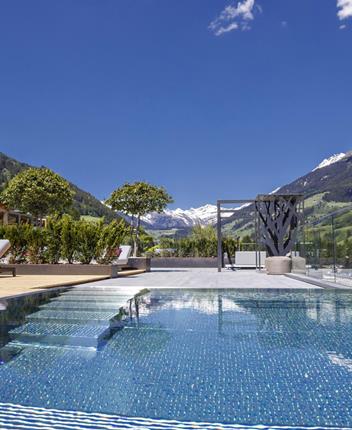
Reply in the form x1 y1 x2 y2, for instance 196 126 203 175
0 216 128 264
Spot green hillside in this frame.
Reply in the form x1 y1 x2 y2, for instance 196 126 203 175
0 152 118 221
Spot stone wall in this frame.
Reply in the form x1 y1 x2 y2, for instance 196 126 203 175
151 257 219 268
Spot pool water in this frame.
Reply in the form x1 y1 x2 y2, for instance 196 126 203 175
0 288 352 428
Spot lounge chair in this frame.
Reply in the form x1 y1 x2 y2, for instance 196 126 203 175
116 245 132 267
226 251 266 269
0 239 16 277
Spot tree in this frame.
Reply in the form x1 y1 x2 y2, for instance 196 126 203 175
1 167 74 224
106 182 173 256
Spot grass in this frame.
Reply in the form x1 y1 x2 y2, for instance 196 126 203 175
80 215 104 223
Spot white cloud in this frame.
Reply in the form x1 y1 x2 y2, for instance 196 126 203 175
337 0 352 20
209 1 352 36
209 0 258 36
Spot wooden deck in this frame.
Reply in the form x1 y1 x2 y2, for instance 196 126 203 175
0 269 146 299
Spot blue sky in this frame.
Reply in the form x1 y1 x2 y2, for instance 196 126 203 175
0 0 351 209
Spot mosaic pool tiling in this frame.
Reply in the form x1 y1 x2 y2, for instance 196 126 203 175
1 288 352 428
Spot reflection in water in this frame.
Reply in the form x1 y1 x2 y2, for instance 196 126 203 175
139 288 352 357
328 352 352 373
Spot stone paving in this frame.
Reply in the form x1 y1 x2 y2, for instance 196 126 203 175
81 268 321 290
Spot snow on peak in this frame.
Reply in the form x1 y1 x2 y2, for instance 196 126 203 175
269 187 281 195
141 203 246 229
313 153 346 171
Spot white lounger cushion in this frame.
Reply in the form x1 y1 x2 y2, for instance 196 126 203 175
0 240 11 259
117 245 132 265
234 251 266 268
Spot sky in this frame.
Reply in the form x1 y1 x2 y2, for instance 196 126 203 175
0 0 351 209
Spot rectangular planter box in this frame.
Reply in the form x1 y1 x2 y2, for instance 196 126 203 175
10 257 151 277
128 257 151 272
11 264 120 278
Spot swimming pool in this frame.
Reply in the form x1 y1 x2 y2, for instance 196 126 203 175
0 287 352 428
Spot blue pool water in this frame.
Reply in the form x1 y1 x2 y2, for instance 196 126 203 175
0 288 352 428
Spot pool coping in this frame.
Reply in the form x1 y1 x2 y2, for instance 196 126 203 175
285 273 352 290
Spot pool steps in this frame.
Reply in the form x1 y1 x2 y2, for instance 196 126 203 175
9 286 142 349
39 300 126 311
0 403 348 430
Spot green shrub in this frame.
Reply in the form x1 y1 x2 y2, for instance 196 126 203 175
26 227 48 264
60 214 77 264
0 225 6 240
96 220 128 264
46 216 63 264
76 220 102 264
3 224 31 263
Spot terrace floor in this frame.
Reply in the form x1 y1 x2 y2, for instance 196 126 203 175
81 268 321 289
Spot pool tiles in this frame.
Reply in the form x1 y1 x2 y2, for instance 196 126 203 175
2 289 352 427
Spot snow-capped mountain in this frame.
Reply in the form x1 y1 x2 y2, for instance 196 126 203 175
141 202 253 230
312 153 346 171
142 204 232 229
143 151 352 231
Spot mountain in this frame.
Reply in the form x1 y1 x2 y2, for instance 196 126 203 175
219 151 352 236
141 204 238 229
143 152 352 236
0 152 118 221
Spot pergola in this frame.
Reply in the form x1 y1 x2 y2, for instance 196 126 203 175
216 195 305 272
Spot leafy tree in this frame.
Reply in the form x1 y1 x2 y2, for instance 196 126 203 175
1 167 74 224
106 182 173 256
60 214 77 264
96 220 128 264
76 219 102 264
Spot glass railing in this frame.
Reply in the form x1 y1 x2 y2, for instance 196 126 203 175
298 205 352 287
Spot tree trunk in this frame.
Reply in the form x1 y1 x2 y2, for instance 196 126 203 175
37 213 42 228
133 215 141 257
130 214 135 244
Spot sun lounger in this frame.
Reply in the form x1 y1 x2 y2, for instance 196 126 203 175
0 239 16 277
226 251 266 270
116 245 132 266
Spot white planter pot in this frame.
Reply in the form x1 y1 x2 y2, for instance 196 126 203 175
291 256 306 274
265 256 292 275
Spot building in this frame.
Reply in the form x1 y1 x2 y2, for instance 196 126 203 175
0 203 32 225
